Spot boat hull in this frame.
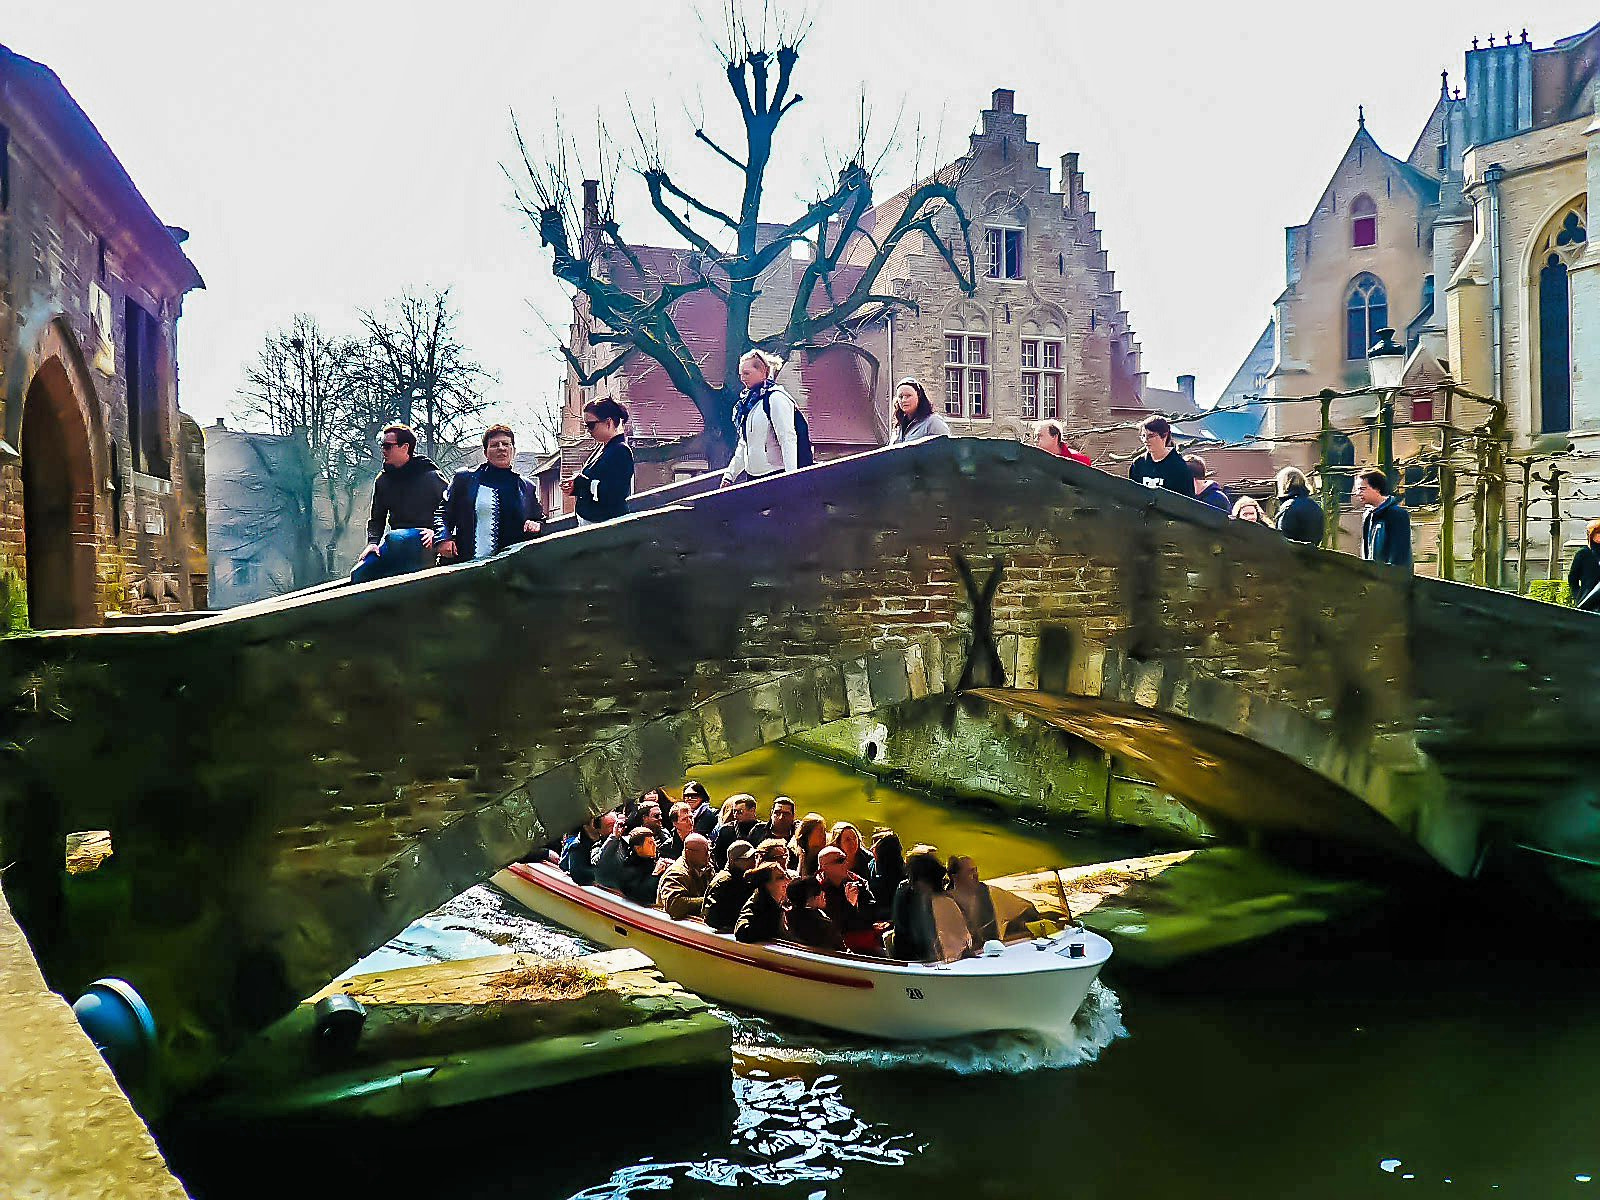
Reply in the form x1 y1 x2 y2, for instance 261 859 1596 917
492 863 1111 1041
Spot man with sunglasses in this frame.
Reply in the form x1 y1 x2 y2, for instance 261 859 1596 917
350 423 448 584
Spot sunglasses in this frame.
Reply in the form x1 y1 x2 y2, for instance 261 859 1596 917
381 440 402 449
584 420 602 431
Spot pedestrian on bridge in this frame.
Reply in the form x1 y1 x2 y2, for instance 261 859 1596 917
563 398 634 525
1188 455 1232 513
1567 519 1600 611
350 423 448 585
722 350 806 486
890 377 952 444
1128 416 1195 497
436 424 544 562
1274 466 1325 546
1356 468 1412 570
1033 419 1091 466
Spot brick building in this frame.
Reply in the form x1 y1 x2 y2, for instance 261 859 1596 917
555 89 1186 501
0 44 205 629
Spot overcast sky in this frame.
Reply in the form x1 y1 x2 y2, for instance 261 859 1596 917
8 2 1597 429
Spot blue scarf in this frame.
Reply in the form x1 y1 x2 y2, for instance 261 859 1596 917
733 377 775 433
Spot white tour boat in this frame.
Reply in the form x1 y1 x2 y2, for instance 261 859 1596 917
492 861 1112 1040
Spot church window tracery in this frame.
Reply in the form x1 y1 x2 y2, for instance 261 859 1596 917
1533 201 1587 433
1345 273 1388 361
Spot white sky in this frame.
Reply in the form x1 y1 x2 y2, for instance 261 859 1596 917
8 2 1597 428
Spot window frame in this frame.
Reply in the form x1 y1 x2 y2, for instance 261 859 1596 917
1351 193 1378 249
943 330 991 419
984 226 1025 280
1345 273 1388 361
1020 338 1064 424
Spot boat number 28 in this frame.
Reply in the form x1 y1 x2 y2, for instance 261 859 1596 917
904 987 925 1000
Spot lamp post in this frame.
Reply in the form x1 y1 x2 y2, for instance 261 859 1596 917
1365 328 1407 487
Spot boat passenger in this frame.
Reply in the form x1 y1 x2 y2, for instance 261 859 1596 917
786 877 847 951
713 793 770 870
703 841 758 933
755 838 791 870
767 796 798 845
889 846 952 962
598 828 663 907
683 780 718 839
868 830 906 921
828 822 873 878
622 787 670 832
790 813 829 877
657 833 714 920
817 846 883 955
591 824 628 884
661 801 695 860
635 799 668 852
560 813 612 886
946 855 1001 946
734 863 791 944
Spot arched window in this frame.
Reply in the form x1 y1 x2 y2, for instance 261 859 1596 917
1351 194 1377 248
1345 273 1387 361
1533 202 1587 433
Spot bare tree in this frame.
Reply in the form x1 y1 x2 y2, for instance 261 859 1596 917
236 314 370 575
358 288 493 469
512 11 977 466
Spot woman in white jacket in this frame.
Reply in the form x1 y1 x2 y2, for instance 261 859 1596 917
721 350 800 487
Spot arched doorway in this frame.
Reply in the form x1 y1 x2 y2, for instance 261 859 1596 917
21 359 97 628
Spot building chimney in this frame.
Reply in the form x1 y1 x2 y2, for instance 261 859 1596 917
1178 374 1196 404
581 179 600 232
992 88 1015 113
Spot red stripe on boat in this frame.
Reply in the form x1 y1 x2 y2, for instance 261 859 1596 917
506 863 875 991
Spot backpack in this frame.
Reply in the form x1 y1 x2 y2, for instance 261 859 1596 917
760 391 815 468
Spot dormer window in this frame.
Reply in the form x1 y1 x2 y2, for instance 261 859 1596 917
1351 194 1377 248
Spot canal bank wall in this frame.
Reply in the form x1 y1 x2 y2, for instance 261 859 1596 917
782 697 1215 844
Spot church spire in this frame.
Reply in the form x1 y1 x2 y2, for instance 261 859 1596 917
1358 104 1366 130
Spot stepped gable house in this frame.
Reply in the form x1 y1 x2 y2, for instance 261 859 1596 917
0 43 206 629
555 88 1187 499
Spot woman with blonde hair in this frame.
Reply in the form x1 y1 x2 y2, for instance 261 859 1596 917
1230 495 1272 527
721 349 804 486
1275 465 1324 545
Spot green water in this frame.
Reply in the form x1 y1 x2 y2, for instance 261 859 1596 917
162 744 1600 1199
691 744 1135 878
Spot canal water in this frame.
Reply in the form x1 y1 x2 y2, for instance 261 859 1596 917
163 746 1600 1198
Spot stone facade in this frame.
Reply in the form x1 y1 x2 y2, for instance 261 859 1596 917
1240 24 1600 582
0 45 205 630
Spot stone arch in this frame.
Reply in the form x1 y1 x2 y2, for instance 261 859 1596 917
981 188 1030 227
19 352 99 628
1019 303 1068 340
944 299 990 333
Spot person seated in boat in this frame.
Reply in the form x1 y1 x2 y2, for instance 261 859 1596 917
785 877 846 951
790 812 829 877
868 830 906 921
657 833 714 920
635 798 669 851
621 786 667 832
703 840 758 933
888 846 973 962
946 854 1000 947
754 837 791 871
560 812 613 886
713 793 769 870
734 863 791 944
817 846 884 955
828 822 872 877
597 827 664 906
767 796 798 845
683 780 718 839
661 801 695 861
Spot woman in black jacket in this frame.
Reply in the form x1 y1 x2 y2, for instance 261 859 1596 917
786 878 846 951
563 398 634 524
1569 519 1600 610
1274 466 1325 546
734 864 791 944
703 842 758 933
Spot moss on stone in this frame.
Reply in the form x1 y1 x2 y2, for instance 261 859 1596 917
0 567 28 635
1526 578 1573 607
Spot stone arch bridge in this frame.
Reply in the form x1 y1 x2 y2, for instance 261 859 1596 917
2 436 1597 1105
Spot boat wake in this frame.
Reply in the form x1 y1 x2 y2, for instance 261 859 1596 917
725 978 1127 1075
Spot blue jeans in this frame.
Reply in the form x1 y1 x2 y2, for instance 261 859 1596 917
349 528 430 585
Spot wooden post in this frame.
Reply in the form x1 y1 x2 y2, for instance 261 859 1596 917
1318 390 1338 550
1438 387 1456 581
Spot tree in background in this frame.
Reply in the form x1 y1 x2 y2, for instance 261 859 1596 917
512 10 977 466
358 288 494 467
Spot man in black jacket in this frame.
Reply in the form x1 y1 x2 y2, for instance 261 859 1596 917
351 424 448 584
712 793 769 870
437 424 543 562
1357 468 1412 570
1128 416 1196 497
